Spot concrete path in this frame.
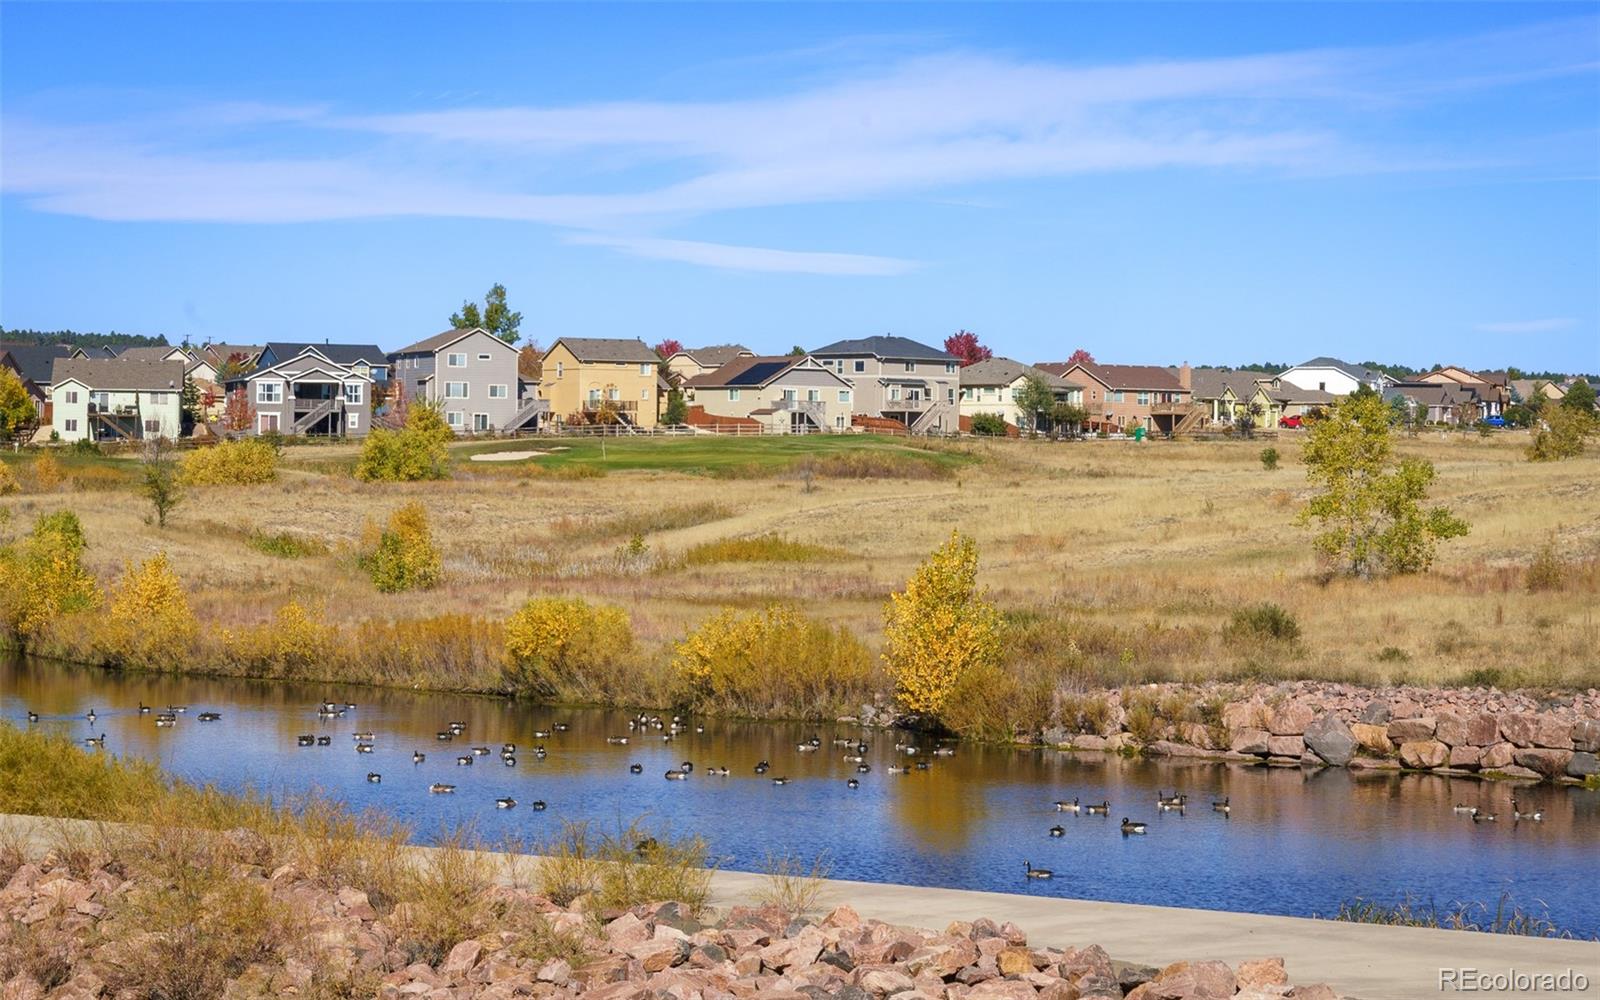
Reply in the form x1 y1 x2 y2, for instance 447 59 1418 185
6 814 1593 1000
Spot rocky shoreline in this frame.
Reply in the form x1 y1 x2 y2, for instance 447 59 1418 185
1031 681 1600 784
2 848 1346 1000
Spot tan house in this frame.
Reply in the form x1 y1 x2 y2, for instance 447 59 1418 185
662 345 754 387
1510 378 1565 405
1413 366 1507 416
683 355 855 433
1035 361 1195 435
958 358 1083 433
541 337 662 429
809 335 961 433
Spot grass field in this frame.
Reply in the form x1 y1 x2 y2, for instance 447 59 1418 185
3 430 1598 693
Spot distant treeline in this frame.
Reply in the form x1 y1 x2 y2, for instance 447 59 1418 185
0 327 170 349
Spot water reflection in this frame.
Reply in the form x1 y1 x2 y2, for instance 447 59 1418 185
2 654 1595 935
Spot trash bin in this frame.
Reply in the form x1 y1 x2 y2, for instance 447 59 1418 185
1132 426 1147 441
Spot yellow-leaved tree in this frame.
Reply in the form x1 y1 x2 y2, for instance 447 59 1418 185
503 597 634 699
100 553 196 667
360 502 442 593
0 510 100 644
882 530 1001 720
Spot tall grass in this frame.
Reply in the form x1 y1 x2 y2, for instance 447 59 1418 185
679 533 845 567
532 818 713 914
1328 894 1587 939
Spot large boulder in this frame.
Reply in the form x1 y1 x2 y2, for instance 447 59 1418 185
1499 714 1539 747
1466 713 1500 747
1222 701 1265 731
1480 742 1517 769
1573 720 1600 754
1266 703 1315 736
1150 960 1236 1000
1235 959 1288 991
1567 752 1599 779
1448 745 1483 770
1266 735 1306 759
1230 729 1271 755
1434 712 1467 747
1387 717 1436 743
1398 740 1449 770
1358 701 1392 725
1533 716 1575 750
1511 748 1573 780
1350 723 1393 755
1303 715 1358 766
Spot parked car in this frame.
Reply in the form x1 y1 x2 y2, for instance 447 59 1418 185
1480 416 1507 428
1278 415 1303 429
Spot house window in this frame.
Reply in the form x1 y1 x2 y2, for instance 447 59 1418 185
1137 392 1149 406
477 353 491 362
258 413 279 433
835 415 845 428
1318 382 1326 391
64 419 78 432
448 353 467 368
839 390 850 403
946 362 956 374
729 389 741 401
639 364 651 376
1112 391 1124 403
640 389 648 400
556 362 564 378
854 360 866 373
445 382 468 399
783 389 797 401
343 382 364 405
446 411 463 427
65 390 79 404
488 384 508 399
904 362 916 373
348 413 359 431
947 388 955 403
889 386 902 402
473 413 489 431
807 389 820 402
257 382 282 404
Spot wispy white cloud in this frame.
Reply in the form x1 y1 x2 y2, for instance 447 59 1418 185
1475 317 1578 334
3 16 1594 273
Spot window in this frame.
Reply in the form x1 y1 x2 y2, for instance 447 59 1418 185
473 413 490 431
258 413 279 433
348 413 359 431
477 353 491 362
904 361 916 372
807 389 820 402
343 382 364 405
446 410 464 427
64 419 78 432
445 381 468 399
1112 391 1124 403
854 360 865 373
729 388 740 401
946 362 956 374
588 389 600 403
835 415 845 428
257 381 282 404
783 388 796 401
889 386 902 402
488 384 508 399
639 364 651 376
640 389 648 400
448 353 467 368
1318 381 1327 391
1137 392 1149 406
65 390 79 404
838 390 850 403
947 388 956 403
556 362 564 378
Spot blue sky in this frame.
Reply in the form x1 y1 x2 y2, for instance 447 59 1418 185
2 3 1596 370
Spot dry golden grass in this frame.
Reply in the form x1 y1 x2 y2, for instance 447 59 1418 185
3 431 1597 690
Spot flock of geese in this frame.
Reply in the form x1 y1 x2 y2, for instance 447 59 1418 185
1022 791 1226 879
25 702 222 750
1451 800 1544 823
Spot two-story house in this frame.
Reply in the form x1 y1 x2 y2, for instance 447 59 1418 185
662 345 754 387
1412 367 1507 418
224 345 374 437
683 355 855 433
388 328 541 433
0 342 72 425
258 342 389 387
1035 361 1193 435
1275 357 1388 397
809 335 960 433
957 358 1083 433
49 358 185 442
541 337 662 429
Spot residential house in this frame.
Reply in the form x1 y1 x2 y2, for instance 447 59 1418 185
662 345 754 387
1413 367 1507 417
1179 368 1270 427
957 358 1083 433
1275 357 1388 396
202 343 264 378
114 345 193 365
1384 383 1479 425
1035 361 1193 435
0 342 72 424
683 355 855 433
809 335 960 433
258 342 389 386
224 345 374 437
49 358 185 442
541 337 662 429
389 328 542 434
1509 378 1565 405
1256 376 1336 424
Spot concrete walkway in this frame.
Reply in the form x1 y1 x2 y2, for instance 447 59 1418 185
6 814 1593 1000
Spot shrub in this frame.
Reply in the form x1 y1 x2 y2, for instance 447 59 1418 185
672 604 874 718
180 438 279 485
1376 646 1411 663
1527 407 1596 462
217 600 338 679
680 534 844 567
1525 537 1566 592
0 462 18 496
246 530 329 559
503 596 635 699
788 452 954 481
970 412 1009 436
1260 447 1280 471
1122 688 1165 743
139 438 182 528
355 403 453 482
1224 602 1301 643
0 510 100 643
98 553 196 668
392 832 497 966
883 530 1001 719
31 452 64 491
756 851 833 922
361 502 442 593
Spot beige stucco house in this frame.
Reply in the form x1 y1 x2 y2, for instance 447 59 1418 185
662 345 754 387
957 358 1083 433
542 337 662 429
684 355 855 433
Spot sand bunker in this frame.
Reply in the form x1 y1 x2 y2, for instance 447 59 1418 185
469 450 549 462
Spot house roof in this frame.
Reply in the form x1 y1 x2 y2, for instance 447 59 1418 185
115 345 189 363
1384 384 1466 407
1263 382 1336 405
1510 378 1564 401
684 356 795 389
50 358 186 392
810 335 956 362
672 344 753 367
1036 361 1184 392
1172 368 1261 401
960 357 1082 390
391 327 516 356
0 343 73 385
550 337 660 364
1280 357 1382 383
263 342 387 366
203 343 263 364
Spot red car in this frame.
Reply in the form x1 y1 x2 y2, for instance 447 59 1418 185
1279 415 1303 429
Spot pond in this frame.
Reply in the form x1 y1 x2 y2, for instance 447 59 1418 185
3 654 1595 936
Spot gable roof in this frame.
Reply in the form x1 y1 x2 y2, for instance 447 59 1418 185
1036 361 1183 392
550 337 660 364
0 343 73 385
50 358 185 392
1262 381 1336 405
810 335 956 362
1280 357 1382 383
1178 368 1265 401
671 344 753 367
960 357 1081 389
262 342 387 367
203 343 263 365
391 327 517 356
684 355 850 390
115 345 190 363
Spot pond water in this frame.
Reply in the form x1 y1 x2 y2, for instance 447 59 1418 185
4 655 1596 936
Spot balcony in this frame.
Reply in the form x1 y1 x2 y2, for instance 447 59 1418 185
581 399 638 414
884 396 934 411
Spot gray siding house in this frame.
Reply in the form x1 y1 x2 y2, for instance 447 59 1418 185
389 328 541 433
226 346 374 437
810 335 961 433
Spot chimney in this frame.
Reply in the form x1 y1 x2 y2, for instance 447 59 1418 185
1179 363 1192 390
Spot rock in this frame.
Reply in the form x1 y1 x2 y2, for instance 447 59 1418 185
1533 716 1575 750
1147 741 1211 758
537 958 572 985
1348 756 1400 770
605 912 653 950
1177 723 1214 750
1399 740 1448 769
1500 714 1539 747
997 949 1035 977
1235 959 1287 991
1481 742 1516 769
1434 712 1467 747
1485 764 1542 781
1303 715 1357 766
1286 985 1338 1000
967 981 1040 1000
628 938 687 973
1512 748 1573 779
1573 720 1600 753
1230 729 1271 755
1222 701 1264 731
1448 745 1483 770
1358 701 1391 725
1567 752 1599 778
1117 964 1159 993
857 968 916 995
1265 736 1305 759
822 905 862 930
761 937 823 972
1349 723 1393 755
1466 713 1500 747
1038 984 1082 1000
440 940 482 981
1386 717 1436 743
1266 703 1315 736
1151 960 1236 1000
1070 735 1109 751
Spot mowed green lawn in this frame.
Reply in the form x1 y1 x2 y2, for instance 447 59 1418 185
454 433 979 474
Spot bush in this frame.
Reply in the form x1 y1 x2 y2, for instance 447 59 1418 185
31 452 64 491
883 530 1001 719
1525 536 1566 592
0 462 18 496
1259 447 1279 471
680 534 844 567
534 819 711 914
180 439 279 485
217 600 338 679
1526 407 1595 462
361 502 442 593
1224 602 1301 643
246 530 328 559
0 510 100 643
503 597 635 699
355 403 453 482
672 604 874 718
98 553 196 668
970 412 1008 436
787 452 954 481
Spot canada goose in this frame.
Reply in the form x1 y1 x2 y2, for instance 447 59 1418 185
496 797 516 809
197 712 220 722
502 756 516 766
796 743 818 753
356 743 374 754
915 761 930 771
1085 801 1110 816
553 723 569 732
456 755 473 766
842 754 865 764
1452 803 1477 814
502 743 516 753
629 763 643 774
1158 799 1185 813
771 776 790 786
1212 797 1230 814
1157 791 1186 808
809 736 822 747
84 733 105 748
413 752 426 764
429 783 455 794
1055 798 1080 813
933 747 955 757
857 742 870 754
533 729 551 738
448 721 466 733
297 735 315 746
607 736 630 745
847 778 860 789
680 761 694 773
903 746 919 756
695 725 705 734
530 800 547 810
1049 825 1065 838
316 736 332 746
534 747 548 759
712 766 729 776
366 773 381 783
1472 811 1497 823
754 760 770 774
833 737 854 747
353 731 374 741
1512 799 1544 822
436 731 453 741
138 703 151 714
856 763 871 774
170 705 188 714
26 711 38 723
887 765 908 775
1121 818 1148 835
664 769 688 780
472 746 490 756
1024 861 1052 879
85 709 96 723
155 717 176 728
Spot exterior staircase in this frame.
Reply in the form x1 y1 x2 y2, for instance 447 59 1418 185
292 397 339 434
505 398 549 431
1170 403 1208 439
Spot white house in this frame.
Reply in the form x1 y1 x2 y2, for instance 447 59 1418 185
49 358 186 442
1276 357 1388 397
